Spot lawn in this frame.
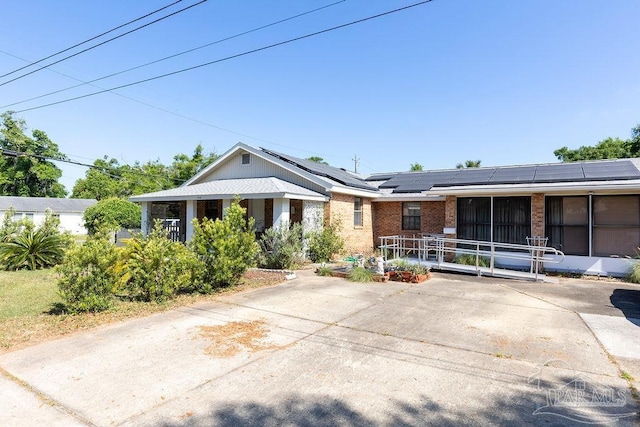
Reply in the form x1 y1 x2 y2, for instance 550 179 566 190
0 268 287 354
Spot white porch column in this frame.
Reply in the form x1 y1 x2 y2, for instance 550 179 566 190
272 198 290 229
185 200 197 241
221 199 232 217
140 201 151 236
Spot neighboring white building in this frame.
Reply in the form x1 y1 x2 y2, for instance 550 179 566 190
0 196 97 235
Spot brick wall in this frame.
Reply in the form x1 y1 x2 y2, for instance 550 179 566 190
444 196 457 261
328 192 373 255
290 199 303 224
372 201 446 244
531 193 545 237
265 199 273 229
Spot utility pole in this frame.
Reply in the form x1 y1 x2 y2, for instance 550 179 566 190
352 154 359 174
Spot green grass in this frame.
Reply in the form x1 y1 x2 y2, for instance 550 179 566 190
347 267 374 283
0 269 61 319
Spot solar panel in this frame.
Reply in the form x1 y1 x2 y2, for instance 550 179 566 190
533 164 584 182
490 166 536 183
583 160 640 180
449 168 495 184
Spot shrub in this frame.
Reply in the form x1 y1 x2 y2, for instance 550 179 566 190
83 197 141 234
628 260 640 284
57 231 118 312
117 223 202 302
189 198 259 291
258 222 304 269
347 266 374 283
316 265 334 277
0 211 71 270
307 220 345 263
455 253 490 267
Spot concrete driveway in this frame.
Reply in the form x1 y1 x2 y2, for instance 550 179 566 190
1 270 639 426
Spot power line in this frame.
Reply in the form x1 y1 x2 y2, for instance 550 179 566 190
0 0 184 79
0 0 207 88
1 0 346 109
14 0 434 113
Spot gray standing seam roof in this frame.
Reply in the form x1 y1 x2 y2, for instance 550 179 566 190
379 159 640 193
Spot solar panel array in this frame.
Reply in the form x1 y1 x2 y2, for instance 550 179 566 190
380 160 640 193
261 148 374 190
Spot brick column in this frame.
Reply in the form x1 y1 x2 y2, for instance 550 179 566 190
444 196 457 261
531 193 545 238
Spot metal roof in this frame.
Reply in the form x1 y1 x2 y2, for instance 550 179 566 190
130 177 328 202
0 197 97 213
378 159 640 193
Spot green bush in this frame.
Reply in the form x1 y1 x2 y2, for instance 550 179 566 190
347 266 374 283
628 260 640 283
0 211 71 270
307 220 345 263
83 197 141 234
258 222 304 269
189 199 258 291
455 253 490 267
316 265 334 277
117 223 202 302
57 231 118 312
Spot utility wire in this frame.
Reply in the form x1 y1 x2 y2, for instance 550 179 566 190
0 0 184 79
14 0 434 113
1 0 346 109
0 0 207 88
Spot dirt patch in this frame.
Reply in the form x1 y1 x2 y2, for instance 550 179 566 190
198 319 287 358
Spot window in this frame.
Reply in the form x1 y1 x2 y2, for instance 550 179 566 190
493 197 531 245
354 197 363 227
241 153 251 165
457 197 491 242
402 202 421 230
593 195 640 257
546 196 588 255
457 197 530 245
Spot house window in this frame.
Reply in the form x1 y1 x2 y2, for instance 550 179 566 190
457 196 531 245
457 197 491 242
493 197 531 245
354 197 363 227
241 153 251 165
402 202 421 230
593 195 640 257
546 196 588 255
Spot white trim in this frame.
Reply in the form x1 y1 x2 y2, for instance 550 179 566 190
424 179 640 196
131 192 328 203
329 185 380 198
373 195 445 202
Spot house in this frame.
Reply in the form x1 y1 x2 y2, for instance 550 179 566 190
130 143 640 277
0 196 97 235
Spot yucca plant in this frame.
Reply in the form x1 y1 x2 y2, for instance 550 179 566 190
0 227 67 270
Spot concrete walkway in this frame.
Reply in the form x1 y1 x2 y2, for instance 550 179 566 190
1 271 638 426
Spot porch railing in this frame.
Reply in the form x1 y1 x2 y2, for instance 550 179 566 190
379 234 565 281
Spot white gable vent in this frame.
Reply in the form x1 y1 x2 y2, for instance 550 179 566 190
241 153 251 165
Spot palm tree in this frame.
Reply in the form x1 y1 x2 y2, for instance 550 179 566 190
456 160 482 169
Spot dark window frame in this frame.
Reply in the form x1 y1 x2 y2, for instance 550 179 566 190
402 202 421 230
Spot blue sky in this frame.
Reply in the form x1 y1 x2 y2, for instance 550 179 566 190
1 0 639 193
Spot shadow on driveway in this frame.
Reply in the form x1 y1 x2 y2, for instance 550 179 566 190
610 289 640 323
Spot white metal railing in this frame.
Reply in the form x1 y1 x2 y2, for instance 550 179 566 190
379 234 565 281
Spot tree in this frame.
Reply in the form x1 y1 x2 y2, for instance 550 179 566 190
306 156 328 165
554 122 640 162
83 197 141 234
170 144 218 182
410 163 423 171
456 160 481 169
0 112 66 197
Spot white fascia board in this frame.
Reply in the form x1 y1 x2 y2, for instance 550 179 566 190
182 143 250 186
329 186 381 198
424 180 640 196
131 192 329 203
373 195 445 202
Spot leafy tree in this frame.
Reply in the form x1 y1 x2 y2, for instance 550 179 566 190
258 222 305 269
0 112 66 197
554 122 640 162
171 144 218 182
456 160 482 169
307 220 345 263
189 198 258 290
83 197 141 234
306 156 328 165
410 162 423 171
554 137 631 162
